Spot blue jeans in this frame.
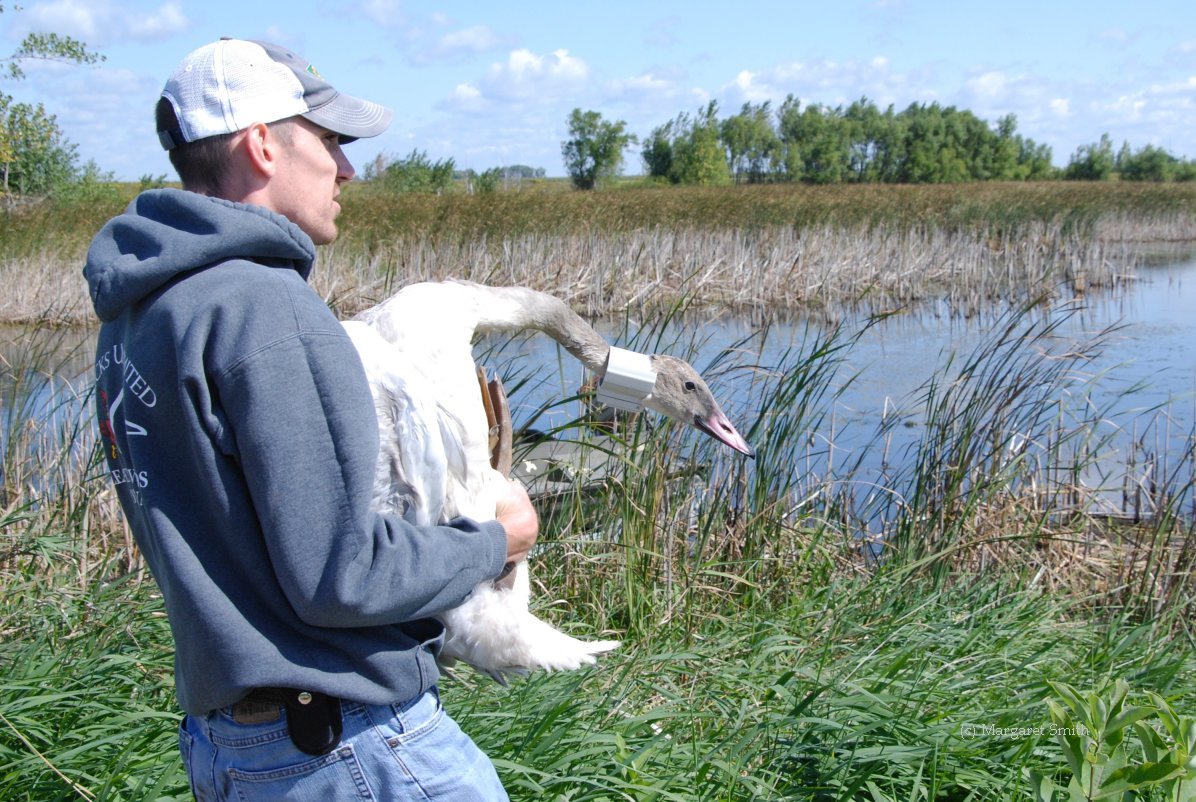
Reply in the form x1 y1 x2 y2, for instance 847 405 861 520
180 687 508 801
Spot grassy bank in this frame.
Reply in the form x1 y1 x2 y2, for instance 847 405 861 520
5 541 1190 801
2 182 1194 323
2 299 1194 799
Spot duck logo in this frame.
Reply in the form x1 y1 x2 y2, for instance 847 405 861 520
97 388 120 460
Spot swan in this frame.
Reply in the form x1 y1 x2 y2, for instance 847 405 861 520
342 280 753 681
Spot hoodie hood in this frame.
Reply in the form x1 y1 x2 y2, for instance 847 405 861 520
84 188 317 322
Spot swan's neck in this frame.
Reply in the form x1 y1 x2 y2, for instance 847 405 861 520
476 287 611 373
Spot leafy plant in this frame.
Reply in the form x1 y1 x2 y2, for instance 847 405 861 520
1136 692 1196 802
1034 679 1194 801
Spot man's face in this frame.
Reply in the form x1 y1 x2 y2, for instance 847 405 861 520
268 117 355 245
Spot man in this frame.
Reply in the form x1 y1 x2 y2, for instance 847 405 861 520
84 38 535 799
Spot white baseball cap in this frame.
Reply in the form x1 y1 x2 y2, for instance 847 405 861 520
158 38 392 150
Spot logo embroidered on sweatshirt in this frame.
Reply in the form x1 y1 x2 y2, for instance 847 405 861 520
95 343 155 503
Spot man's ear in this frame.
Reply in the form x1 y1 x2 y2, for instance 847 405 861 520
239 122 279 179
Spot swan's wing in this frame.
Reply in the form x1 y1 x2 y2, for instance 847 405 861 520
342 320 469 525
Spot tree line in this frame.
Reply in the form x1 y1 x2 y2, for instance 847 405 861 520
562 100 1196 190
360 150 546 194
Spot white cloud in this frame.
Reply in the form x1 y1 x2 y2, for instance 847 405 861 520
1049 98 1070 117
1094 76 1196 126
441 82 485 114
719 56 928 110
511 49 586 81
360 0 404 28
967 71 1007 99
406 24 512 66
16 0 102 40
12 0 189 45
733 70 772 102
437 48 590 117
129 1 187 40
607 72 673 96
479 48 589 101
439 25 501 54
1103 94 1148 121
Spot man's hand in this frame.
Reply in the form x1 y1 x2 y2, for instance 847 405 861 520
495 478 538 564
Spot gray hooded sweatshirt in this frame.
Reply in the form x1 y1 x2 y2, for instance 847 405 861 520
83 189 507 716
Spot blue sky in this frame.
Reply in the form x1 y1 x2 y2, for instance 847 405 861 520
3 0 1194 181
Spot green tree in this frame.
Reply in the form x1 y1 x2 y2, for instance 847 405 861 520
1018 139 1055 180
778 98 852 184
843 97 888 182
641 119 675 182
2 97 77 194
774 95 805 181
669 102 730 186
720 101 779 184
1064 133 1116 180
561 108 635 190
898 103 972 183
1115 140 1133 173
1119 144 1179 182
381 149 456 193
646 102 730 186
1 3 103 195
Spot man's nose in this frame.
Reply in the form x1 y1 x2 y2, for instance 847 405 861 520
335 146 355 182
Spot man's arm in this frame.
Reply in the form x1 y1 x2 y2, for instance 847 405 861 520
221 327 511 628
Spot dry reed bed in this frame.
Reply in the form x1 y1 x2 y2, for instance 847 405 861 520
321 214 1184 321
0 252 92 326
3 181 1195 324
3 215 1179 324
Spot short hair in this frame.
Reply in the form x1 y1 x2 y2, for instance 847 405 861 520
156 97 236 192
155 97 295 194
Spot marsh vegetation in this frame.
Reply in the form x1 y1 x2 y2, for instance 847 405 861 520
1 181 1195 800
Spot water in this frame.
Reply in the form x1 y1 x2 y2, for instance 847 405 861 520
481 256 1195 439
5 254 1196 518
476 254 1196 524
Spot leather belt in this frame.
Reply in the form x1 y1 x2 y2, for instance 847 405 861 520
231 688 344 755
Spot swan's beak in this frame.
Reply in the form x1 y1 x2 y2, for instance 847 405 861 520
695 412 755 458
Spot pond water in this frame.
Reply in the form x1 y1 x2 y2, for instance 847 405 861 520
4 251 1196 519
478 251 1196 522
484 255 1195 435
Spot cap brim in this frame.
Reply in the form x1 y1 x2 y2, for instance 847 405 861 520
303 93 393 141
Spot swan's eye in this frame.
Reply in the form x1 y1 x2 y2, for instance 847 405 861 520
683 380 697 392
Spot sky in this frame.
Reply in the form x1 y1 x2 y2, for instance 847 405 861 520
2 0 1195 181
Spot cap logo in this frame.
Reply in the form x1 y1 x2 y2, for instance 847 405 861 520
306 64 322 79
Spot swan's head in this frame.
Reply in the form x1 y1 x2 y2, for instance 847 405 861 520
643 354 754 457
